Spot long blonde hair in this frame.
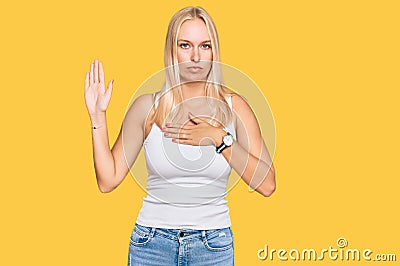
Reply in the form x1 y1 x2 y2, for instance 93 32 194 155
152 6 234 128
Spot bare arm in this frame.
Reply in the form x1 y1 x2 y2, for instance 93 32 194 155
84 59 150 193
89 105 146 193
163 93 276 197
220 94 276 197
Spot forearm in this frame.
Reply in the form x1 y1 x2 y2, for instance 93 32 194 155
90 112 116 192
220 140 276 197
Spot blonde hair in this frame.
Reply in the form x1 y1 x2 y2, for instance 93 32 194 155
152 6 234 128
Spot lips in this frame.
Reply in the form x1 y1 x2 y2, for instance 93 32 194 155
187 66 203 73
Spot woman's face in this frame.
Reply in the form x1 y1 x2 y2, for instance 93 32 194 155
176 18 213 83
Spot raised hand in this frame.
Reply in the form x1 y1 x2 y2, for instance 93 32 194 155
84 58 113 116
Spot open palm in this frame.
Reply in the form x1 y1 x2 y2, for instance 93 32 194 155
84 59 113 115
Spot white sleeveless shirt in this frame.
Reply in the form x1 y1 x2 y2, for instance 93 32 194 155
135 93 236 229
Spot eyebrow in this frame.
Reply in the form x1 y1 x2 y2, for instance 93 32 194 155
177 39 211 43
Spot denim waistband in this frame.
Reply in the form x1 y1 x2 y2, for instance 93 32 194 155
135 223 231 241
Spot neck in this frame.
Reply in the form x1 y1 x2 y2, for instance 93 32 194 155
180 81 206 100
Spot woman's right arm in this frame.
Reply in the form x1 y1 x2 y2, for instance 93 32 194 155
84 59 149 193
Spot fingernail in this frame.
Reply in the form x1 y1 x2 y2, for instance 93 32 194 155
112 79 114 84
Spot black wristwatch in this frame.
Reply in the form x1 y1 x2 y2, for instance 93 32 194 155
216 131 234 154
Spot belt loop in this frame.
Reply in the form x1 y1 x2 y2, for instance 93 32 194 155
150 227 156 238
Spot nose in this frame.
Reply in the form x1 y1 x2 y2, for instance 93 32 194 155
191 47 200 63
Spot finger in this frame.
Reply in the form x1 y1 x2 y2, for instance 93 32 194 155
168 123 196 129
166 132 189 139
85 72 89 91
208 117 223 127
188 112 204 124
182 123 196 128
164 127 190 135
184 120 197 126
165 123 186 128
94 59 99 83
99 61 104 84
105 79 113 100
172 138 191 144
213 120 224 127
89 63 94 84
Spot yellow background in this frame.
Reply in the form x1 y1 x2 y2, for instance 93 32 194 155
1 0 399 265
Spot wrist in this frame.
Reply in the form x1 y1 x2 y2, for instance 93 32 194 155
89 111 106 118
89 112 106 128
213 128 227 147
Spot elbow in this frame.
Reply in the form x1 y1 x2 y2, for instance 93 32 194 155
260 182 276 197
99 187 113 193
259 172 276 197
97 181 115 193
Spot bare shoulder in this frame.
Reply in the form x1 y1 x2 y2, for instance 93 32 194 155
125 93 156 124
128 93 156 111
230 93 252 115
230 93 262 136
132 93 155 107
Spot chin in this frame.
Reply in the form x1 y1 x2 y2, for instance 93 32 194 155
180 72 209 84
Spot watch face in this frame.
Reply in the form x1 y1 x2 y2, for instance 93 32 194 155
223 134 234 146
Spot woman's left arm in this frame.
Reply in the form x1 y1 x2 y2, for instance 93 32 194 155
217 94 276 197
162 94 276 197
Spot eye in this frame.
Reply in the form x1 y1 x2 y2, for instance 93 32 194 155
179 43 190 49
201 43 211 49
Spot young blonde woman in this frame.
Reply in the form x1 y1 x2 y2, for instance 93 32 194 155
84 6 275 266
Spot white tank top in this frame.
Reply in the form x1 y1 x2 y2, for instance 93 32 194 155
135 93 236 229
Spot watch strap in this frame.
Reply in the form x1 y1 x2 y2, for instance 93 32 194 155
216 131 232 154
216 143 227 154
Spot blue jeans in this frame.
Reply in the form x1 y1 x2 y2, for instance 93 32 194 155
128 223 234 266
